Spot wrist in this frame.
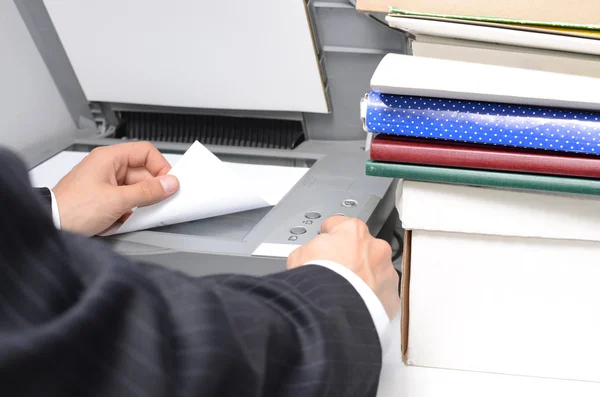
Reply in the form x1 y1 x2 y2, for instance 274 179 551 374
302 260 397 354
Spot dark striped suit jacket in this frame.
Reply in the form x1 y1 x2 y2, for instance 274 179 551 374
0 147 382 397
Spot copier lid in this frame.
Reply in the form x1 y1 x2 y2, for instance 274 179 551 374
1 0 95 167
42 0 329 114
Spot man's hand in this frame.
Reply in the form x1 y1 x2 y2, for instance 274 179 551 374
52 142 180 236
287 216 400 319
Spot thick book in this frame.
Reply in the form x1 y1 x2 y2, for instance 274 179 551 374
364 90 600 156
370 135 600 178
365 160 600 196
409 36 600 79
395 13 600 41
384 16 600 56
388 8 600 31
356 0 600 27
370 55 600 113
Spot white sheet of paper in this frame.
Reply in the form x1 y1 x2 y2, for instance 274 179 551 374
105 141 271 235
29 141 309 234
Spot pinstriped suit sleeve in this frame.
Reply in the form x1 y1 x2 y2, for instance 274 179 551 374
0 147 382 397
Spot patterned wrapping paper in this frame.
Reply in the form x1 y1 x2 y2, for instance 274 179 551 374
364 91 600 156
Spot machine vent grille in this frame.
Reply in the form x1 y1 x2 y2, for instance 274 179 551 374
116 112 305 150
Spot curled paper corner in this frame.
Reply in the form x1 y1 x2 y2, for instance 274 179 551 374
104 141 270 236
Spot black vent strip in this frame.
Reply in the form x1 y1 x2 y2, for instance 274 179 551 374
117 112 305 150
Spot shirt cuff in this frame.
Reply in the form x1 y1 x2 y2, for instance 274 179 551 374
49 189 61 229
302 260 397 354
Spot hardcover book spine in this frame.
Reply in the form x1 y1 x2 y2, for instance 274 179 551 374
365 91 600 155
365 160 600 196
369 136 600 178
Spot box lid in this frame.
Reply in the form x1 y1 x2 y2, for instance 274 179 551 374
397 180 600 243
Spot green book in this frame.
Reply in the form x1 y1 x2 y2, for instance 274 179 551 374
389 8 600 31
366 161 600 196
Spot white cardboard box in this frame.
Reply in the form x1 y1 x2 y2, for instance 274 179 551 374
398 181 600 383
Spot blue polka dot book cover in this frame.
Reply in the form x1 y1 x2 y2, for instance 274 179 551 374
365 91 600 156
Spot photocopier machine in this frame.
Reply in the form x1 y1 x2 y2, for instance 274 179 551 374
2 0 407 277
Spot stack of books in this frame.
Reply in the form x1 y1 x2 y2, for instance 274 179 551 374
356 1 600 196
362 53 600 197
355 2 600 389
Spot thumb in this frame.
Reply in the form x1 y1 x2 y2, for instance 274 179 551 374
118 174 179 208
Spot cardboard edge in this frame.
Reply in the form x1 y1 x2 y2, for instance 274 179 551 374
401 230 412 363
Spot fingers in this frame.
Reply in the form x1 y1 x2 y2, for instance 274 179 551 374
123 167 154 185
320 215 351 234
110 141 173 177
322 217 371 243
122 165 173 186
117 174 180 209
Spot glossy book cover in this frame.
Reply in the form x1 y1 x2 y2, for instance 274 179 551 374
365 91 600 156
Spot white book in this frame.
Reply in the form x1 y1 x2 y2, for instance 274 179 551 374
410 36 600 79
386 15 600 56
370 54 600 111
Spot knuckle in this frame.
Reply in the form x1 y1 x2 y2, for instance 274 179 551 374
135 141 155 154
89 146 106 157
382 240 393 257
374 238 393 258
139 141 154 150
348 218 369 236
138 181 155 200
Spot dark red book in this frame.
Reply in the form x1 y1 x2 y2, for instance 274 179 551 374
370 135 600 179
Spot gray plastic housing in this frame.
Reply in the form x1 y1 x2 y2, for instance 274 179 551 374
305 0 406 140
5 0 405 276
1 0 97 167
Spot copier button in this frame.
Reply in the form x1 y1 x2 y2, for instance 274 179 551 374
305 211 321 219
290 227 307 235
341 199 358 208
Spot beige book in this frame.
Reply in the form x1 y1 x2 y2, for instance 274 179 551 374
410 36 600 78
356 0 600 26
